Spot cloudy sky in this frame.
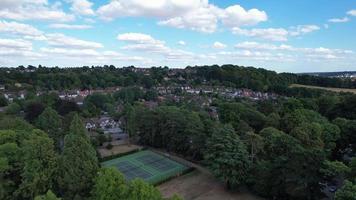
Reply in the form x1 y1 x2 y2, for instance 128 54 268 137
0 0 355 72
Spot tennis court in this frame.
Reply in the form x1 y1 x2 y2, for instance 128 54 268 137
101 150 190 184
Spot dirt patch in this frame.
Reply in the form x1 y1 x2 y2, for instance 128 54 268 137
290 84 356 94
158 170 263 200
154 149 263 200
98 144 142 158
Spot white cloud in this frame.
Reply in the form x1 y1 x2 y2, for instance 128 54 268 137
46 33 103 49
0 0 74 22
0 38 43 59
117 33 169 53
0 20 43 36
213 41 227 49
232 27 289 41
69 0 95 16
40 47 99 57
232 24 320 41
235 41 293 51
231 41 354 63
178 41 186 46
97 0 206 20
347 9 356 16
157 5 220 33
49 23 93 29
0 38 32 50
117 32 201 62
217 50 294 62
289 25 320 36
328 17 349 23
221 5 267 27
98 1 267 33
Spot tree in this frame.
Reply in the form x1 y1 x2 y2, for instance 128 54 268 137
320 160 351 179
335 180 356 200
204 125 251 189
350 157 356 179
264 113 280 129
36 107 63 150
91 168 128 200
17 131 58 199
0 95 8 107
25 101 45 122
5 102 21 115
127 179 162 200
59 114 98 199
252 127 326 199
34 190 61 200
245 131 264 163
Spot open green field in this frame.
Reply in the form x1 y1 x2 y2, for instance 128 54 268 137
101 150 190 184
290 84 356 94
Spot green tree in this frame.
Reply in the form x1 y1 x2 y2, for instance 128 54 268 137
350 157 356 179
335 180 356 200
204 125 251 189
265 113 280 129
17 131 58 199
320 160 351 179
245 131 264 163
127 179 162 200
0 95 8 107
34 190 61 200
91 168 128 200
36 107 63 150
59 114 98 199
5 102 21 115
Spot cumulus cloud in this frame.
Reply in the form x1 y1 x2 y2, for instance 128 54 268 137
0 38 42 59
49 23 93 29
0 38 33 50
98 0 267 33
157 5 220 33
0 0 74 21
347 9 356 16
232 27 289 41
117 32 200 62
232 41 354 63
289 25 320 36
235 41 292 51
178 41 186 46
0 20 43 36
46 33 103 49
328 17 349 23
69 0 95 16
232 24 320 41
212 42 227 49
97 0 206 20
117 33 169 53
221 5 267 27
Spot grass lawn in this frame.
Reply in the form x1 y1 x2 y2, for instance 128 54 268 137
290 84 356 94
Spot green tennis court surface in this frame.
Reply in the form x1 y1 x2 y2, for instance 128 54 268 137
101 150 190 184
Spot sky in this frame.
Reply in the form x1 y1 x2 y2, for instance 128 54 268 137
0 0 355 72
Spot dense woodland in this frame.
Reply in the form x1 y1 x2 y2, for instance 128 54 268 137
0 65 356 200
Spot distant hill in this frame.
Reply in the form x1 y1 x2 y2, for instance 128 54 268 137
300 71 356 78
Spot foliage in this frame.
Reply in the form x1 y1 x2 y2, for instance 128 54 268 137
34 190 61 200
59 114 98 199
127 179 162 200
5 102 21 115
334 180 356 200
91 168 127 200
36 107 63 150
17 132 58 199
204 125 251 188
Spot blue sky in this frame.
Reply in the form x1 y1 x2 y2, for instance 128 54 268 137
0 0 355 72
